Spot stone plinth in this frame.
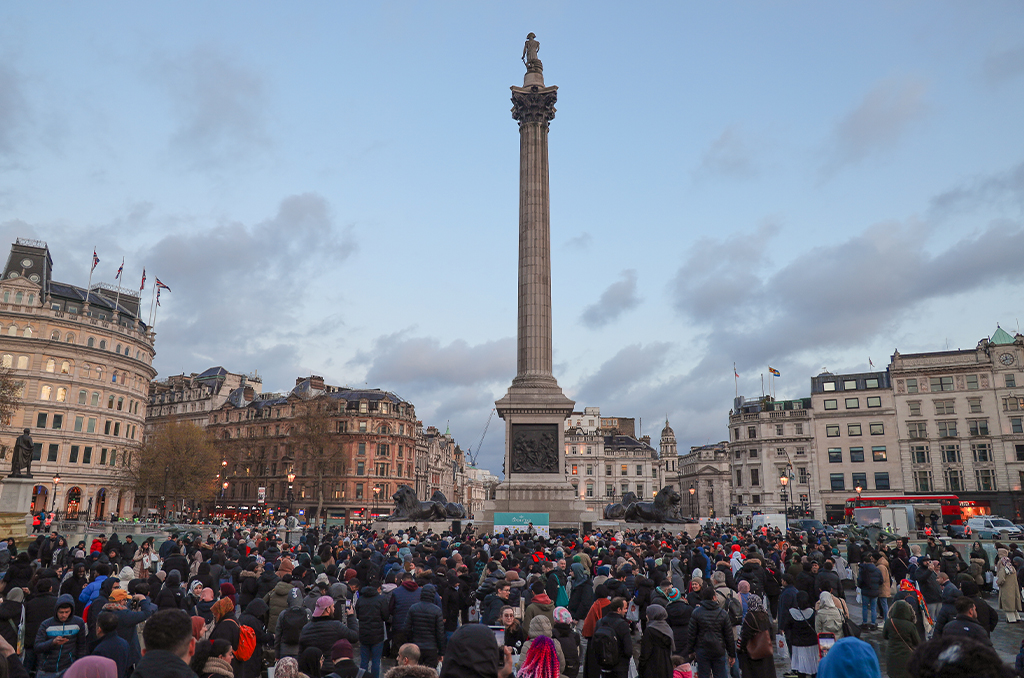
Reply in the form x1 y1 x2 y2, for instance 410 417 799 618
370 520 459 534
0 477 36 539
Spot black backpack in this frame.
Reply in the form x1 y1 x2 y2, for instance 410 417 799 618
699 609 727 658
591 621 620 670
279 607 307 645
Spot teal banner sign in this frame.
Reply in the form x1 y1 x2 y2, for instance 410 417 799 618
493 512 549 536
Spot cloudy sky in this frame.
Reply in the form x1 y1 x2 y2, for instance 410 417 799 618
1 3 1023 477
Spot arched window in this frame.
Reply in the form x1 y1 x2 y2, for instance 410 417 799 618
1 292 7 303
125 346 130 356
65 487 82 517
60 361 70 374
50 330 60 341
45 358 55 373
0 355 10 368
87 337 94 348
14 292 23 305
30 485 48 513
16 356 28 370
117 397 123 411
26 294 33 305
95 367 102 380
108 395 114 409
94 489 107 520
99 340 106 350
116 344 121 354
111 373 117 384
6 326 15 337
56 387 67 402
40 385 52 400
66 333 75 343
22 327 31 338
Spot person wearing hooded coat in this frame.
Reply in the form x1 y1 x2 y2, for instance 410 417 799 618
785 590 818 678
155 570 185 610
406 584 446 668
931 579 963 637
567 563 593 621
518 615 565 676
737 595 773 678
816 637 881 678
994 547 1023 622
551 606 581 678
881 600 919 678
522 581 555 632
266 577 297 623
239 598 275 678
237 564 261 609
0 588 25 650
639 604 674 678
439 624 514 678
34 593 88 676
664 587 692 652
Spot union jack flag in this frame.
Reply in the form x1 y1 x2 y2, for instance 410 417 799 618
115 258 124 280
91 249 100 272
155 278 171 292
139 268 146 292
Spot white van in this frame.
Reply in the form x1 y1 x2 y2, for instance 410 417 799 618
966 516 1023 539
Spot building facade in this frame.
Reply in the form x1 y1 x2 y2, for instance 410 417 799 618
727 396 815 519
415 425 467 507
891 328 1024 520
675 441 731 519
146 367 261 434
810 371 900 523
465 466 500 520
0 238 156 519
207 376 422 525
563 406 659 513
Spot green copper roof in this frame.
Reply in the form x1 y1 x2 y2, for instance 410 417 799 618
992 326 1015 345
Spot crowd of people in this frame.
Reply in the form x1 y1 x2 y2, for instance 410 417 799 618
0 521 1018 678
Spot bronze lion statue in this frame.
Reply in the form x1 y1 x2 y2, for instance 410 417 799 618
386 484 447 521
430 490 468 519
624 486 684 523
603 492 639 520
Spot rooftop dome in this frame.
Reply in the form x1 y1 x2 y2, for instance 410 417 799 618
661 419 675 438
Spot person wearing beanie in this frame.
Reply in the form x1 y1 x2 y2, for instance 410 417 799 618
817 637 881 678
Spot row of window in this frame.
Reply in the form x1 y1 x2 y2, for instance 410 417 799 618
827 446 888 463
822 377 883 391
909 442 996 465
913 468 997 493
736 422 806 440
906 419 996 438
905 376 984 393
2 354 145 395
828 471 890 491
35 412 138 439
29 442 120 466
823 396 883 410
216 400 410 425
826 422 885 437
567 445 596 454
569 463 657 477
581 483 647 498
734 446 807 459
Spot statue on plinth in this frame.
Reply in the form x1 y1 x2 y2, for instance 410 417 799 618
9 429 33 478
522 33 542 73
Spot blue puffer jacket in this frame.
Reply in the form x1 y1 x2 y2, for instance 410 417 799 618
857 562 883 598
33 594 88 675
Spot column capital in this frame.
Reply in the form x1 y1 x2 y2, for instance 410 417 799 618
511 85 557 126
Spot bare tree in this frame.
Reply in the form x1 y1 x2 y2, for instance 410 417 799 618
290 395 345 521
0 368 23 460
122 421 220 515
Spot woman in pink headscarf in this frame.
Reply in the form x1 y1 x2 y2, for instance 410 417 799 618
517 635 560 678
63 656 118 678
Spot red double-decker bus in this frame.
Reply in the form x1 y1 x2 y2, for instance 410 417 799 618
844 494 963 525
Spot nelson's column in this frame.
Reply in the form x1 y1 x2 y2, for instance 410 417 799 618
484 34 591 529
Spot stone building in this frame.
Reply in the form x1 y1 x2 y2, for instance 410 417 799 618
675 441 731 519
465 466 500 520
727 395 815 519
563 406 659 513
0 238 156 519
146 366 261 434
810 371 900 523
207 375 424 526
415 425 467 507
891 327 1024 520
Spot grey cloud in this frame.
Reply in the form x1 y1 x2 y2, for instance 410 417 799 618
580 269 640 328
821 78 928 175
0 62 28 161
984 45 1024 86
352 333 515 390
694 125 757 179
573 342 672 406
670 218 1024 380
929 161 1024 216
564 232 593 250
145 193 356 389
154 46 269 168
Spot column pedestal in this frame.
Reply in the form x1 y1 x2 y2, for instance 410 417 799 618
0 477 37 539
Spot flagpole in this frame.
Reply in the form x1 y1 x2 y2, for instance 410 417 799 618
113 258 124 316
153 290 160 329
85 247 95 309
761 373 765 399
734 362 738 398
148 283 157 326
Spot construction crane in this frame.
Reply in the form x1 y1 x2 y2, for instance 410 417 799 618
466 408 496 467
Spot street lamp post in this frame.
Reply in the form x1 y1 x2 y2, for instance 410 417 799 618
287 470 296 518
689 484 696 518
780 471 790 533
51 474 60 514
373 486 381 522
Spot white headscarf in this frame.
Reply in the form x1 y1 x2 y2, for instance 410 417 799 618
818 591 837 609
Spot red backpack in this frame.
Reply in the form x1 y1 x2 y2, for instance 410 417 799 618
228 619 257 661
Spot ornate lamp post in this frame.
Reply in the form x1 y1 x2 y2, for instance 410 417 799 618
689 484 696 518
287 470 296 517
373 485 381 521
780 470 790 532
51 473 60 514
